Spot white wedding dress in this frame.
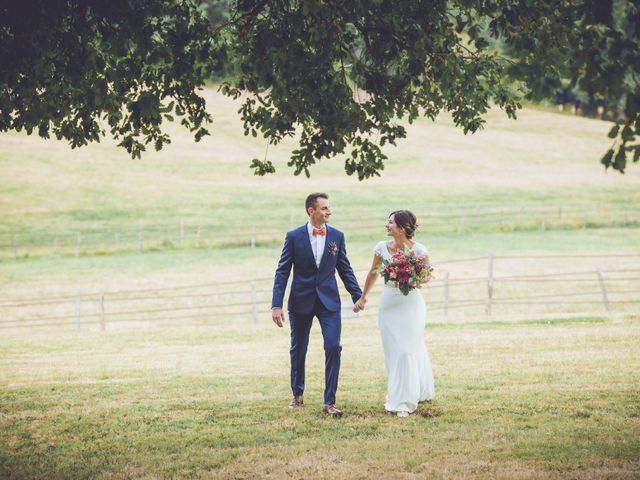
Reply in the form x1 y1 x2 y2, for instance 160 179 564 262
374 241 435 413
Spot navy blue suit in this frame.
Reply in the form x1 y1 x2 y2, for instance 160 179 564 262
272 224 362 405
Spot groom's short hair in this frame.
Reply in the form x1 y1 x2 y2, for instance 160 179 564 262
305 192 329 213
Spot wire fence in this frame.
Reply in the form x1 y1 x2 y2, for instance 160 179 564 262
1 254 638 332
1 205 637 260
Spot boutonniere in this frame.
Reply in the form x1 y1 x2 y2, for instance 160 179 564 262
328 242 338 256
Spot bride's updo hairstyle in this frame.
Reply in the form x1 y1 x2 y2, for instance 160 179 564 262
390 210 418 239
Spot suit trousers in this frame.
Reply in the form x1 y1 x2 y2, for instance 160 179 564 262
289 298 342 405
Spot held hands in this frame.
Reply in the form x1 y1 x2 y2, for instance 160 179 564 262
353 297 366 313
271 307 285 328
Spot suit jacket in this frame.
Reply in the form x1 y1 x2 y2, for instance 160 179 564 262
271 224 362 314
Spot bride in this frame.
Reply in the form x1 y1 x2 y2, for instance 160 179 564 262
354 210 435 417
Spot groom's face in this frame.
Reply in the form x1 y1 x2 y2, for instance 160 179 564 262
308 198 331 225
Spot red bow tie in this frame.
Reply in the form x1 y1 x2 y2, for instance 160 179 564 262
312 227 326 236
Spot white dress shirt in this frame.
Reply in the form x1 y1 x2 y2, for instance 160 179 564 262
307 222 326 267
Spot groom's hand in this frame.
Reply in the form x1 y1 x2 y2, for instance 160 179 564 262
353 297 366 312
271 307 285 328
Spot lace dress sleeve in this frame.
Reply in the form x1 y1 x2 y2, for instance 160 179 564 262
373 241 385 258
415 243 429 257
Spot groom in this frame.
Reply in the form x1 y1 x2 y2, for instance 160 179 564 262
271 192 363 417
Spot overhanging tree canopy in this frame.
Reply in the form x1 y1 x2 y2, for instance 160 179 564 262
1 0 638 178
0 0 215 158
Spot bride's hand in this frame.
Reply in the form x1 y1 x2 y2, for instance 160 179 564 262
353 297 366 312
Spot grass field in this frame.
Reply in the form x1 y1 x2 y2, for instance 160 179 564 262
1 87 639 478
1 317 639 479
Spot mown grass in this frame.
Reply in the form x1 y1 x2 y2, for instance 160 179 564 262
1 316 639 479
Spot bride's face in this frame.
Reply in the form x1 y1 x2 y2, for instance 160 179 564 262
386 215 401 236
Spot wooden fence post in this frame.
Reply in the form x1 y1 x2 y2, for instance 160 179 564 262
485 254 493 315
596 269 611 312
251 281 258 324
443 272 449 317
100 293 105 331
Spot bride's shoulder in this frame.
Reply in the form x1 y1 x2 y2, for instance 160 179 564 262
413 242 429 256
374 240 388 250
373 240 388 256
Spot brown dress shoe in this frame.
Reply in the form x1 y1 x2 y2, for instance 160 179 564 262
288 395 304 408
322 404 343 417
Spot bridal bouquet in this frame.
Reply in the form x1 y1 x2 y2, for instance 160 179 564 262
378 247 433 296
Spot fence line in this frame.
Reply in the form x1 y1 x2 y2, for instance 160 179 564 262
494 276 640 283
496 254 640 259
493 268 640 280
1 257 638 330
2 260 638 308
490 290 604 301
0 277 276 307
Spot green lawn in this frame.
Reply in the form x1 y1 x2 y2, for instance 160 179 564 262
1 317 639 479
